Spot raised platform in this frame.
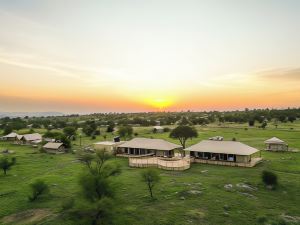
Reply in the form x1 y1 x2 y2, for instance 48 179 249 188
191 157 262 167
128 157 190 171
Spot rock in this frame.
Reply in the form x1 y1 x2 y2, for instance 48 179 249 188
223 212 229 217
238 192 256 198
280 214 300 223
224 184 233 190
236 183 257 191
180 196 185 200
188 190 202 195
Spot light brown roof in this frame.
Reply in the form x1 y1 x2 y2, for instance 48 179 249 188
3 132 18 138
185 140 259 155
43 142 64 149
118 138 181 151
17 135 24 140
264 137 286 144
22 133 42 141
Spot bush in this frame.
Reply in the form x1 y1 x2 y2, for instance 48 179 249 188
28 180 49 202
257 215 268 224
61 197 75 211
262 170 278 187
163 127 170 132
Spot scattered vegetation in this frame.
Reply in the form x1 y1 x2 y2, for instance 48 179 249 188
28 180 49 202
262 170 278 188
141 169 161 199
0 157 16 175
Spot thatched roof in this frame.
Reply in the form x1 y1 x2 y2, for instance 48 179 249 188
118 138 181 151
43 142 64 149
264 137 286 144
185 140 259 155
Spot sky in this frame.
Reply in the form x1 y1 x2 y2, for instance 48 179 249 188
0 0 299 113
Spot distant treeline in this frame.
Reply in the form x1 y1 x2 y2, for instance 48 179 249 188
0 108 299 133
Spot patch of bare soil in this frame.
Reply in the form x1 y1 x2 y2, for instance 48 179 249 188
1 208 53 225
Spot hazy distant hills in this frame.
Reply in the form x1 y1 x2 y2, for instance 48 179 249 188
0 112 64 118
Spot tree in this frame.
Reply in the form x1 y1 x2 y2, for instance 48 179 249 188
28 180 49 201
288 115 296 123
262 170 278 187
63 126 77 137
118 126 133 140
248 119 255 127
106 122 115 133
77 149 121 224
83 121 97 136
169 125 198 149
141 169 160 198
3 126 13 135
0 157 16 175
261 120 267 129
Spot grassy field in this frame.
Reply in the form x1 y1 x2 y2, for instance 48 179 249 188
0 123 300 225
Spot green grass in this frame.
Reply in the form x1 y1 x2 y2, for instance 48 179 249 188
0 124 300 224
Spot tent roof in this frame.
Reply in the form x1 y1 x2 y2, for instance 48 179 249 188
264 137 286 144
3 132 18 138
185 140 259 155
118 138 181 151
43 142 64 149
22 133 42 141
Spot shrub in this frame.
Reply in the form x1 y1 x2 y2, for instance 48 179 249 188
28 180 49 202
163 127 170 132
0 157 16 175
262 170 278 187
61 197 75 211
257 215 268 224
232 137 237 141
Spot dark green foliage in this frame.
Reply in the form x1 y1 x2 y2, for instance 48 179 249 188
3 126 13 135
261 120 268 129
77 149 121 224
83 121 97 136
169 125 198 148
63 126 77 137
163 127 170 132
262 170 278 187
44 131 71 148
106 125 114 133
28 180 49 202
118 126 133 140
248 119 255 126
141 169 161 198
256 216 268 224
0 157 16 175
61 197 75 211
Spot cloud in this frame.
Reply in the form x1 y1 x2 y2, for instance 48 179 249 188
255 67 300 81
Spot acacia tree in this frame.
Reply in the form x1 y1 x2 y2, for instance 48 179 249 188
0 157 16 175
169 125 198 149
118 126 133 140
141 169 160 199
77 149 121 224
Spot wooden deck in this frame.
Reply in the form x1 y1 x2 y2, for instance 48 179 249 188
128 157 190 171
191 157 263 167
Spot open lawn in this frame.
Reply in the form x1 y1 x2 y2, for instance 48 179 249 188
0 124 300 225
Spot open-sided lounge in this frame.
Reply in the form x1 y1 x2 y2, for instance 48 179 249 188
185 140 262 167
117 137 182 157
